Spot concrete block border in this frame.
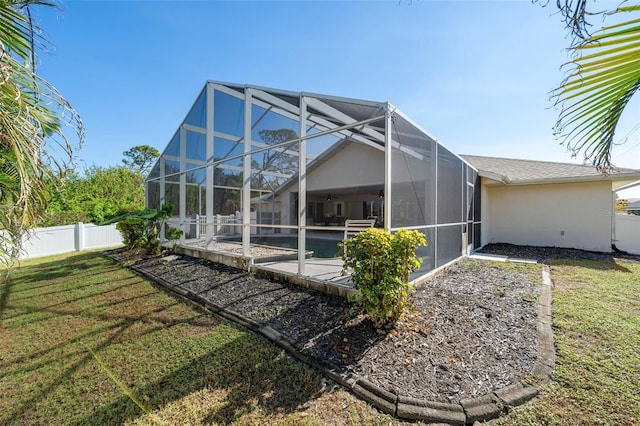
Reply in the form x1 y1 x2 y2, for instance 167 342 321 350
112 253 556 424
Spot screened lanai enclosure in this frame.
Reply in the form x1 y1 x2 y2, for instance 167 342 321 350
146 81 481 283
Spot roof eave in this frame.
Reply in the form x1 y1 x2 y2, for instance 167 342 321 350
478 171 510 184
488 173 640 186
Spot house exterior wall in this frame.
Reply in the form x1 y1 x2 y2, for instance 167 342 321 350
481 180 613 252
302 142 385 192
280 142 385 230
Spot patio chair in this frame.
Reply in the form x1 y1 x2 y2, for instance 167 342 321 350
343 218 376 241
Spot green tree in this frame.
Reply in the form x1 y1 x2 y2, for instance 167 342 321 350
40 166 144 226
253 128 298 190
548 1 640 171
0 0 83 270
616 196 629 212
122 145 160 176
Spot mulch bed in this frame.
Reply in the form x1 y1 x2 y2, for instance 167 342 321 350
106 245 554 404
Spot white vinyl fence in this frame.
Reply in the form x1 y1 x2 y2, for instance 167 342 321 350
14 222 123 260
615 214 640 255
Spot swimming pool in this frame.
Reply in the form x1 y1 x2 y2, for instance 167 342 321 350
225 235 342 258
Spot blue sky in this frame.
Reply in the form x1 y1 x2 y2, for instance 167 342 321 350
34 0 640 196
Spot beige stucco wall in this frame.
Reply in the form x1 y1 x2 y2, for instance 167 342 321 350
279 142 385 229
305 142 384 192
481 180 613 252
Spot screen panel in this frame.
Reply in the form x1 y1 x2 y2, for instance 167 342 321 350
184 89 207 128
214 90 244 137
409 228 436 280
436 224 463 268
436 148 463 225
390 115 436 228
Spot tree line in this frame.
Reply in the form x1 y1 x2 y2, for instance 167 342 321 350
37 145 159 227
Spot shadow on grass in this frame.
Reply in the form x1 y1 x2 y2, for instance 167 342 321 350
0 278 14 320
11 252 108 284
2 252 326 425
550 258 633 273
73 332 324 425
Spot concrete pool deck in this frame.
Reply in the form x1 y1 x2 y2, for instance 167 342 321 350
173 237 356 298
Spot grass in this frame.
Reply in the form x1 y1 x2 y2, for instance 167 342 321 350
0 251 412 425
493 258 640 426
3 252 638 425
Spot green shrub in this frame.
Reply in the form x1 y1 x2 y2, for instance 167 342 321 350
112 201 175 254
165 226 183 251
339 228 426 327
116 215 159 253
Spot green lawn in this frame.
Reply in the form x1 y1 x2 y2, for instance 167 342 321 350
0 252 407 425
494 258 640 425
2 252 638 425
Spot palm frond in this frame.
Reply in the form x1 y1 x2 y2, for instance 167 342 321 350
0 0 84 271
554 4 640 172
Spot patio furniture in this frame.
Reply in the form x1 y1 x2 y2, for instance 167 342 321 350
343 219 376 241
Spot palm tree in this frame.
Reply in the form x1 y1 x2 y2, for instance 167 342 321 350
553 3 640 172
0 0 84 272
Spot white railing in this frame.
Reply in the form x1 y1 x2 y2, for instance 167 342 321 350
616 214 640 255
182 214 242 239
8 222 123 260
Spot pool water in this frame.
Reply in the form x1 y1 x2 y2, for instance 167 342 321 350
227 235 342 258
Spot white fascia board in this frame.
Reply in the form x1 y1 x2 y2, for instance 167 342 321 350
520 174 640 185
491 173 640 186
614 179 640 192
478 171 510 184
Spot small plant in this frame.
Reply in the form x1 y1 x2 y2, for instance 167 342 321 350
107 201 176 254
339 228 426 327
165 226 183 251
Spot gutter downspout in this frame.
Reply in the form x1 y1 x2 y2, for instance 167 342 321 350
611 189 630 254
612 180 640 254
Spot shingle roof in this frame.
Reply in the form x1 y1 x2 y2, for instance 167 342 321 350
461 155 640 185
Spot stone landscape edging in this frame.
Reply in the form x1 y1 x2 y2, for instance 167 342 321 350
116 254 555 425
